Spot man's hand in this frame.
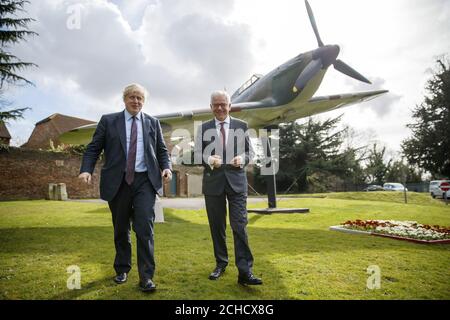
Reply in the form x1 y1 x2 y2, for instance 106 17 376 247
162 169 172 182
78 172 92 185
230 156 243 168
210 155 222 168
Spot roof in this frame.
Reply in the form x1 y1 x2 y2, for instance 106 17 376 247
0 121 11 139
22 113 96 149
34 113 96 133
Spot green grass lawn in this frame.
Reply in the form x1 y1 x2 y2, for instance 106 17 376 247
0 193 449 300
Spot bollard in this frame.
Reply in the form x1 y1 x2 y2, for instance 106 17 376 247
48 183 57 200
154 195 164 223
56 183 68 201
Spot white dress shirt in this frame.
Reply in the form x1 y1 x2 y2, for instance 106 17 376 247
124 109 147 172
208 116 243 169
215 116 230 146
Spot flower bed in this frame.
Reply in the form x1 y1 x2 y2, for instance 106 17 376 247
333 220 450 244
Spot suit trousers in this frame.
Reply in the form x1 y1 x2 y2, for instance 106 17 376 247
108 172 156 280
204 181 254 275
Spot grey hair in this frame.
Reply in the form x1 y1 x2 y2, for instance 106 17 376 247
123 83 148 101
210 90 230 104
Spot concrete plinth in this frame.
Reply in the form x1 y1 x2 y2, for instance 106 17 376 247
247 207 309 214
48 183 68 201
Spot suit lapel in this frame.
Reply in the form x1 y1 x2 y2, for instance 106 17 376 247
115 111 127 156
226 117 236 154
142 113 150 154
205 119 219 157
206 119 218 141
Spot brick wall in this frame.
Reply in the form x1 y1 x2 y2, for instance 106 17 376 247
0 147 101 200
0 147 255 200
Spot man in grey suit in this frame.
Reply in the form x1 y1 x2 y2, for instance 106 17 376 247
79 83 172 292
195 90 262 286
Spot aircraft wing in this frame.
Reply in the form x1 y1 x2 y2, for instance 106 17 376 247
157 90 388 136
223 89 389 128
280 89 389 123
157 101 271 138
58 123 98 145
58 102 271 144
59 90 387 144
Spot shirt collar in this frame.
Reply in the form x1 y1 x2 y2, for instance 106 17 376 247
124 109 142 121
215 116 230 126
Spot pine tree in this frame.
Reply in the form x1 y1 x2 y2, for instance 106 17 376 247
0 0 38 122
364 143 391 185
402 58 450 178
269 115 365 193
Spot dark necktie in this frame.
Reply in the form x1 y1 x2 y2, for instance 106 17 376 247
125 116 137 185
220 122 226 156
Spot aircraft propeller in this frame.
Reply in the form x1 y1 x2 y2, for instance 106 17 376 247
293 0 371 92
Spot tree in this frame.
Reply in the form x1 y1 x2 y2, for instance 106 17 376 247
364 143 391 185
254 115 366 193
0 0 37 122
402 58 450 178
385 159 424 183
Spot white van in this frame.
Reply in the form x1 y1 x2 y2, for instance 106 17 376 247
429 180 450 198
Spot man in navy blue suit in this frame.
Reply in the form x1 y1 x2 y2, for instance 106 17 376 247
79 83 172 292
194 90 262 286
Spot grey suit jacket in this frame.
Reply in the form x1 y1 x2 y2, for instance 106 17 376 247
80 110 171 201
195 116 253 196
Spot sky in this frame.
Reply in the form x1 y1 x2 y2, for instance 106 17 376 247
4 0 450 157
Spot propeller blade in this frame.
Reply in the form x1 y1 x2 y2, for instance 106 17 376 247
305 0 324 47
293 58 322 92
333 59 371 84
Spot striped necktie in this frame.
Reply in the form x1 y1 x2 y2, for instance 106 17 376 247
220 122 226 156
125 116 137 185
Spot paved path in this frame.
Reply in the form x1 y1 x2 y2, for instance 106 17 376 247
70 197 287 210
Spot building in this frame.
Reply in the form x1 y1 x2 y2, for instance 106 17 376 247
0 121 11 145
22 113 96 150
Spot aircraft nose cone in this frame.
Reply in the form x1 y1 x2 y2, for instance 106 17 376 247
333 45 340 58
319 45 340 67
313 45 340 67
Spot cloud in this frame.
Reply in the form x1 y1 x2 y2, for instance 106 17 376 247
11 0 255 114
136 0 254 108
108 0 156 30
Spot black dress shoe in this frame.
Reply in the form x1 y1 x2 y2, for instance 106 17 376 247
113 273 128 284
139 279 156 292
208 267 226 280
238 273 262 286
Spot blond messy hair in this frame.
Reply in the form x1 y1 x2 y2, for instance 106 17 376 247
122 83 148 101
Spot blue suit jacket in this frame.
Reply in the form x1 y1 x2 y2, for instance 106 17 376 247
80 110 171 201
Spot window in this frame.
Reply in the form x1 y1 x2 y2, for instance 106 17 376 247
234 74 263 96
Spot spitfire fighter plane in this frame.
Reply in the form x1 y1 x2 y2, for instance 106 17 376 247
157 0 388 136
60 0 388 208
61 0 387 144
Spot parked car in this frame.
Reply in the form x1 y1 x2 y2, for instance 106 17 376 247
383 183 408 192
429 180 450 199
365 185 384 191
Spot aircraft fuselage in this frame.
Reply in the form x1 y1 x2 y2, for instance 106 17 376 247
231 45 340 108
